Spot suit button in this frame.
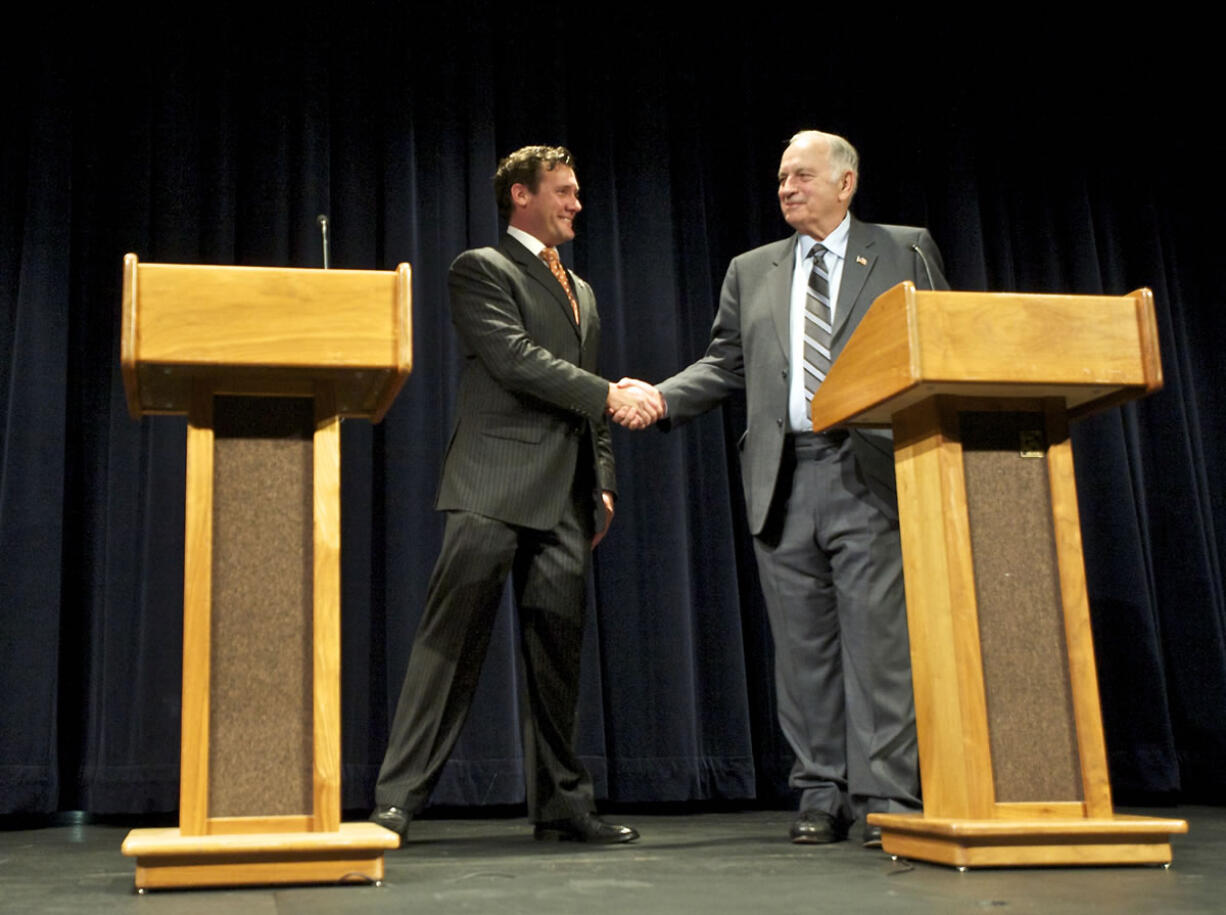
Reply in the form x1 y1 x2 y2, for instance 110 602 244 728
777 418 784 427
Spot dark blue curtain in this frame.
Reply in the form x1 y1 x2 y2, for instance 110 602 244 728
2 8 1222 814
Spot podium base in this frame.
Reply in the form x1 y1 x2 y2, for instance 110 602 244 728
869 812 1188 869
121 821 400 890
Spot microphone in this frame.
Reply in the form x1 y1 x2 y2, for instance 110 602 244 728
910 243 935 290
316 214 331 268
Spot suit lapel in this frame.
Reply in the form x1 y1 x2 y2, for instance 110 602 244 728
768 237 796 358
501 235 581 337
834 216 876 341
572 274 595 348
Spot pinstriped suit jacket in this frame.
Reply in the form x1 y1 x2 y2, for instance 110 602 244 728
435 234 616 532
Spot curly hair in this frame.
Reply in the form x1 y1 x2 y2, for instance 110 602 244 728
494 146 576 220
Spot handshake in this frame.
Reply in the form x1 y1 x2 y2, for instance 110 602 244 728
606 378 665 430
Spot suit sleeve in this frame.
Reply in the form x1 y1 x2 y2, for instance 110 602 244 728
656 256 747 429
448 249 610 422
595 417 616 495
581 277 618 496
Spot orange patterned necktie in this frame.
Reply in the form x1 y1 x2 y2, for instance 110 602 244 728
540 247 580 325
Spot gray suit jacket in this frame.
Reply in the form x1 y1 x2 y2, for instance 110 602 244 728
435 234 617 532
659 217 948 536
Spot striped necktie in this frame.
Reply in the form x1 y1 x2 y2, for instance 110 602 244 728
802 243 832 401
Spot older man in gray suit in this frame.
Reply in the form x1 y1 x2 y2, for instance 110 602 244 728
619 130 948 847
371 146 657 846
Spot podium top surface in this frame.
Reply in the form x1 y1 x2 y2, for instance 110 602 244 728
121 255 412 421
810 283 1163 429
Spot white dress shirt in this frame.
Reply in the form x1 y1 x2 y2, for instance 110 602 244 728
787 213 850 432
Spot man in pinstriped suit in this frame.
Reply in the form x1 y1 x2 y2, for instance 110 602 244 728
370 146 655 845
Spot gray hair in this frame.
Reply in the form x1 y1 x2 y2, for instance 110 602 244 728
788 130 859 183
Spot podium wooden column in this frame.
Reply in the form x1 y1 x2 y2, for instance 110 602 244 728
118 254 410 889
809 282 1187 868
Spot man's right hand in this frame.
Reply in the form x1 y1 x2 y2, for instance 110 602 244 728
607 378 665 430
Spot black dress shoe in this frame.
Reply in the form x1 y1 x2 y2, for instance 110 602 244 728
370 805 410 844
534 812 639 844
862 823 883 849
789 810 848 845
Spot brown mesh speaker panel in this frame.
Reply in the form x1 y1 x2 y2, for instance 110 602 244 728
208 396 315 817
960 411 1082 803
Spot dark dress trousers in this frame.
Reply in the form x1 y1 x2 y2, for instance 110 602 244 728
374 234 616 823
658 217 948 823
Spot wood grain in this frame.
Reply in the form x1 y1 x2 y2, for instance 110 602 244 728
180 384 215 836
893 397 994 819
120 253 141 418
206 816 313 836
809 285 1179 868
312 386 342 832
122 822 398 889
1045 402 1114 817
871 810 1186 868
120 255 411 421
121 256 411 888
811 284 1163 428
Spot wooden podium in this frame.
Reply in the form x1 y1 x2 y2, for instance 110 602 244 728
810 282 1187 868
118 254 410 889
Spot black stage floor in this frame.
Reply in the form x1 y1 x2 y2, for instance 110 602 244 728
2 806 1221 913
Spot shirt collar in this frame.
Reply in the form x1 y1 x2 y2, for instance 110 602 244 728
507 225 547 257
796 212 851 262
